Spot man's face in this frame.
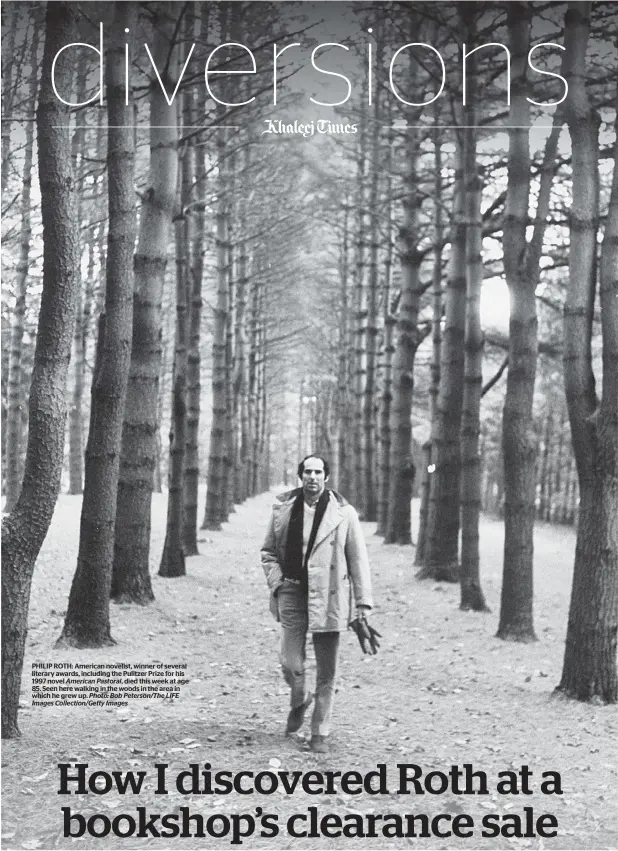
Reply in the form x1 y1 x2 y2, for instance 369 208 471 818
301 457 328 501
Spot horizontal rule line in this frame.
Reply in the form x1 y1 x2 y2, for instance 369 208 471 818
61 125 240 129
388 124 556 130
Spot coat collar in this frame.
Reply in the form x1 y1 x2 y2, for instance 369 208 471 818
312 496 345 547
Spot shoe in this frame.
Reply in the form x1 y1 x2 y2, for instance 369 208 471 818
286 693 313 734
309 734 329 754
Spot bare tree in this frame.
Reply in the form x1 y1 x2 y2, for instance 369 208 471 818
376 129 395 538
352 96 368 514
4 13 41 512
420 136 466 581
557 2 618 703
459 6 489 612
336 201 353 496
385 44 423 546
363 26 383 522
203 9 233 531
498 3 563 640
2 2 79 737
111 6 178 602
159 73 193 579
59 2 137 646
67 62 93 496
415 121 444 564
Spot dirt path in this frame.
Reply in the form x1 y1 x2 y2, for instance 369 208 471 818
2 490 617 850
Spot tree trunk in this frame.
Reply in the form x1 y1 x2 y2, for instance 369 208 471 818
183 154 204 553
111 7 178 602
363 37 382 522
385 108 420 545
498 4 562 640
416 121 443 564
181 3 207 554
551 411 566 522
59 3 137 646
67 63 90 496
459 20 489 611
375 108 394 537
557 2 617 702
203 2 234 529
251 283 266 496
233 221 249 506
538 409 553 521
352 97 367 514
203 118 231 529
1 2 79 737
337 202 352 497
376 310 396 537
159 75 194 579
566 461 579 526
69 221 98 498
258 343 269 490
420 138 466 581
68 285 85 494
247 255 261 497
4 18 41 512
224 132 237 518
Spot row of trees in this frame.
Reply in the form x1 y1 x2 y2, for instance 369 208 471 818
290 2 617 699
1 0 324 737
2 1 617 739
287 2 616 687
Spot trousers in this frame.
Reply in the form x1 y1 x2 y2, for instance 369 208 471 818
277 580 340 737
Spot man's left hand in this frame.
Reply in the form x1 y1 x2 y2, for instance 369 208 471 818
349 611 381 655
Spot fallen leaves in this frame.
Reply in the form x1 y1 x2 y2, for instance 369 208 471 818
3 490 615 850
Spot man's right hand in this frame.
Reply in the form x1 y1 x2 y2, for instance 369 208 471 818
269 585 282 622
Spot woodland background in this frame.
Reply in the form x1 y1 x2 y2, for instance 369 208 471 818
1 0 617 768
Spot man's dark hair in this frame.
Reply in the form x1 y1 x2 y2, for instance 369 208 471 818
297 454 330 480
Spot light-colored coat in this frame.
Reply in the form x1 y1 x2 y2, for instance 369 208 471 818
261 489 373 632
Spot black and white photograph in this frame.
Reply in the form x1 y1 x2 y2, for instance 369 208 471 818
1 1 617 848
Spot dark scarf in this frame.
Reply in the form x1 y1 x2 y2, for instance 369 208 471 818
283 488 330 583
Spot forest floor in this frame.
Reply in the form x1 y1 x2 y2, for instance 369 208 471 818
2 489 617 851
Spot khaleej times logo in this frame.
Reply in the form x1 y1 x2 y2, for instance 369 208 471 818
261 119 358 138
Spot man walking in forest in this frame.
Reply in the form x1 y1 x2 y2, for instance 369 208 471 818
261 454 380 754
